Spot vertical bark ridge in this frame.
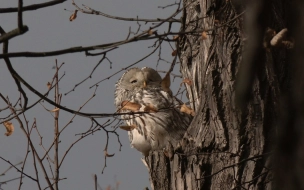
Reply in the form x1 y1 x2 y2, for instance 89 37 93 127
146 0 289 189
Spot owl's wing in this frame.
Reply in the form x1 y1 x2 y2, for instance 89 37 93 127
134 88 192 143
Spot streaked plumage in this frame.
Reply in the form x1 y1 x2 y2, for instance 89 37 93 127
114 67 192 156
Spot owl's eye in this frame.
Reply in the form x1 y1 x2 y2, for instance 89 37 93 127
131 80 137 84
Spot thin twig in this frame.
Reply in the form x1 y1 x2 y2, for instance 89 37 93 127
64 54 112 95
4 100 54 190
89 42 161 88
54 60 60 190
72 1 180 23
0 0 67 13
0 157 36 181
0 161 23 176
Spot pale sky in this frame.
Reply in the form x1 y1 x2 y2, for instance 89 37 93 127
0 0 183 189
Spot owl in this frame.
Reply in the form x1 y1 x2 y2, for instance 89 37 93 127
114 67 192 156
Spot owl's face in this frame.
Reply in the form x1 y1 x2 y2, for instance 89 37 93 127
115 67 162 108
118 68 146 91
118 67 162 91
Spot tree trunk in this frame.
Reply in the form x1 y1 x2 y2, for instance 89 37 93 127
146 0 291 189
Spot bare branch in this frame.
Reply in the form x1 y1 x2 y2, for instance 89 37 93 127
0 161 23 176
72 1 180 23
85 47 118 56
58 119 113 169
0 27 28 110
19 112 33 190
0 0 191 59
41 85 98 161
0 44 115 58
89 42 161 88
2 98 54 190
17 0 23 30
0 67 65 124
0 177 23 185
0 157 36 181
54 60 60 190
157 70 182 79
64 53 113 95
158 1 180 9
0 0 67 13
0 26 28 44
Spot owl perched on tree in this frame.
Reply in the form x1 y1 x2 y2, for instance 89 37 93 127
114 67 192 156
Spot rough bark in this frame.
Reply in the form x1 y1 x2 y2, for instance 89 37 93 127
146 0 292 189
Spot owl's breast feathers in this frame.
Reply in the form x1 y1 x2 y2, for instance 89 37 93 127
120 87 192 155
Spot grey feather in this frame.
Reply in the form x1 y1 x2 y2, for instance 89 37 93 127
114 67 192 156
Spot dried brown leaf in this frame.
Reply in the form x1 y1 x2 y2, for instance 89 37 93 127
173 35 179 40
162 73 171 89
3 121 14 136
148 30 154 35
69 10 78 21
181 78 193 86
144 104 158 113
50 108 60 112
161 73 172 95
47 82 51 89
104 150 115 157
171 50 177 56
201 31 208 40
121 101 141 112
119 125 137 131
180 104 195 116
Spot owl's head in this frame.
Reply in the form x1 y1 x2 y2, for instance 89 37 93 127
117 68 146 91
117 67 162 91
115 67 162 108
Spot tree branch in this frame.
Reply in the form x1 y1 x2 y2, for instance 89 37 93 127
0 26 28 44
0 0 67 13
0 157 36 182
0 0 190 59
18 0 23 30
72 0 180 23
0 27 28 110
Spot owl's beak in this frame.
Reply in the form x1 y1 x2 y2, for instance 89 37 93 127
143 81 147 88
